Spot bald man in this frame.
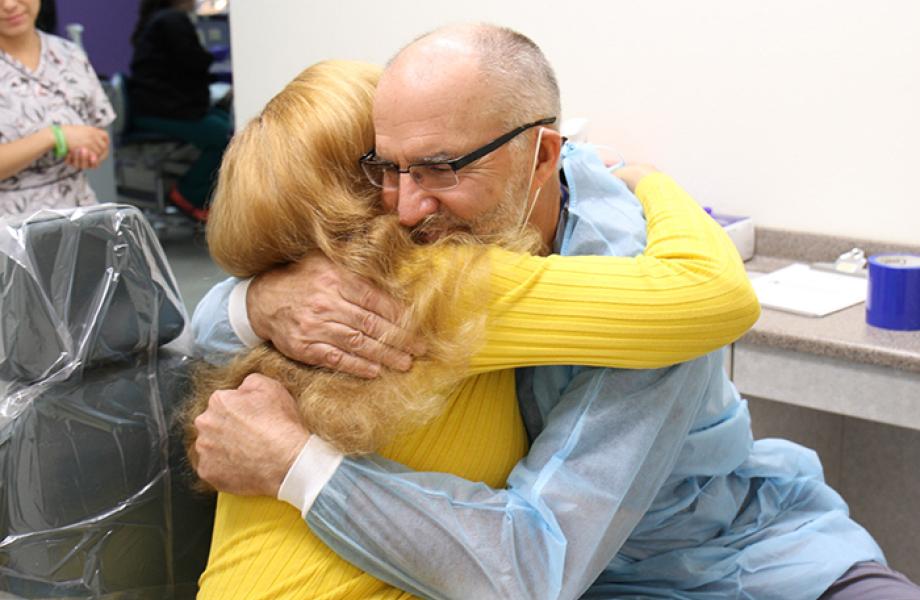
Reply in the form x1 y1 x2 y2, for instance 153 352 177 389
191 24 916 600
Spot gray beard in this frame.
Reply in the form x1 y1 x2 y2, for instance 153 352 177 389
409 171 531 247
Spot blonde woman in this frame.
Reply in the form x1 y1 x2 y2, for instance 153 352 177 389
186 58 759 599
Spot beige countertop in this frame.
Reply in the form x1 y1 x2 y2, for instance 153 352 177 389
741 249 920 374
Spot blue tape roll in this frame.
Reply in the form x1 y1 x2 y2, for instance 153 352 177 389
866 254 920 331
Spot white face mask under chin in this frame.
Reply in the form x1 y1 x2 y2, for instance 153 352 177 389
517 127 546 234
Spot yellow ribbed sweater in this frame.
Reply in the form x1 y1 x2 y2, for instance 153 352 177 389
197 174 760 599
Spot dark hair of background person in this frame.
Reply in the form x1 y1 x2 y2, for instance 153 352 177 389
132 0 183 45
35 0 58 33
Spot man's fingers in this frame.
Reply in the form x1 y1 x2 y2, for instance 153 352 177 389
239 372 270 391
326 321 413 372
294 341 381 379
339 277 403 324
337 295 425 357
248 252 426 369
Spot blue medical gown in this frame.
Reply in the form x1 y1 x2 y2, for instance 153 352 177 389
191 143 883 599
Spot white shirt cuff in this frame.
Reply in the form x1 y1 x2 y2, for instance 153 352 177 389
228 277 264 348
277 435 344 517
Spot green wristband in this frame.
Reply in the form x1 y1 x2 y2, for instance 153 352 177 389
50 125 68 159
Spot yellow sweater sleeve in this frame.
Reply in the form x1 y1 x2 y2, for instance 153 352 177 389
468 172 760 372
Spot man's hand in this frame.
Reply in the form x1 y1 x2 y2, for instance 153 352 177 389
194 373 309 497
612 164 658 192
247 251 424 378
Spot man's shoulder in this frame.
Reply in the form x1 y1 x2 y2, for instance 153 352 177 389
559 143 647 258
557 182 647 259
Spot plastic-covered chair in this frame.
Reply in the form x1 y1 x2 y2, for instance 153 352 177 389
0 204 214 598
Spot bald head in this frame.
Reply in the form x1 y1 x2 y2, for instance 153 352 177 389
376 30 484 130
371 24 565 250
379 23 561 132
385 25 481 81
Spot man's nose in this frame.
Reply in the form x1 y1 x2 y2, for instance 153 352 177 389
392 173 439 227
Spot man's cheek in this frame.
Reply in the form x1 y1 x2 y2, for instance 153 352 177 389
441 194 490 222
380 189 398 212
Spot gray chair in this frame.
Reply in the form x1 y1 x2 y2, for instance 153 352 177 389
0 205 214 598
105 74 199 238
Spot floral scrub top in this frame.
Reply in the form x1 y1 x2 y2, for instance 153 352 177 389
0 31 114 217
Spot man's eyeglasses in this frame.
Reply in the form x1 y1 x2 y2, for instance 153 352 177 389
359 117 556 192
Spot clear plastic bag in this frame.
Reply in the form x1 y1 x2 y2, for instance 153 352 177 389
0 205 213 599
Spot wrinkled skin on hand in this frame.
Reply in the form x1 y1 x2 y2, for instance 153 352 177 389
248 251 425 378
192 373 310 497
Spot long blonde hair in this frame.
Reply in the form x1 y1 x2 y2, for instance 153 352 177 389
183 61 496 466
207 60 382 276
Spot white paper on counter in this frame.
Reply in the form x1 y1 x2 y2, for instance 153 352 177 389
752 263 867 317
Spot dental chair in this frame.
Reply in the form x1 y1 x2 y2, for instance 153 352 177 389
0 205 214 598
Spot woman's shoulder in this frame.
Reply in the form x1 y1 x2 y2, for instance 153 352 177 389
39 30 86 61
38 30 97 76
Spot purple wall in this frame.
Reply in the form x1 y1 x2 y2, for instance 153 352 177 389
55 0 140 76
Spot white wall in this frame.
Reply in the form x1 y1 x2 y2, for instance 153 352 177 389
230 1 920 246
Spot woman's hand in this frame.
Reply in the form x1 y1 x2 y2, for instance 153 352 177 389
65 147 99 170
0 125 109 180
61 125 109 161
612 164 659 192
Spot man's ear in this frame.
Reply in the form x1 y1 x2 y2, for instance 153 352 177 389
531 128 563 190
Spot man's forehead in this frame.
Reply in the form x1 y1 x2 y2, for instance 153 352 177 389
373 57 503 161
375 100 474 159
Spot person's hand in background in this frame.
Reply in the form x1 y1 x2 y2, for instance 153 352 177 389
62 125 109 170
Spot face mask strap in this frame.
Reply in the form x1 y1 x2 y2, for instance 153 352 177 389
519 127 546 232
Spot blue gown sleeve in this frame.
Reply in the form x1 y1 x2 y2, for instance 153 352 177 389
307 355 717 600
190 276 246 364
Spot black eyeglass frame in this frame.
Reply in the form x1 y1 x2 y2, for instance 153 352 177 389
358 116 557 190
